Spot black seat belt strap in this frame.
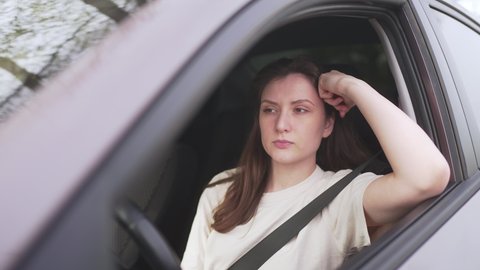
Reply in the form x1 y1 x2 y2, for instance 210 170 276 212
228 153 380 270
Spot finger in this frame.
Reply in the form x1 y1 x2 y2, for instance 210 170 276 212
329 96 344 106
322 98 338 107
319 74 346 94
318 88 334 99
319 70 352 96
318 73 332 91
322 95 345 108
337 104 354 118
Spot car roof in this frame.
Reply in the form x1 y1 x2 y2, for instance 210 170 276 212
0 0 251 268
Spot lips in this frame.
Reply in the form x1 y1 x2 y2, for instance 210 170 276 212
273 139 293 149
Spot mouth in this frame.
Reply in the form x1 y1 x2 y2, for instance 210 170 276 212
273 139 293 149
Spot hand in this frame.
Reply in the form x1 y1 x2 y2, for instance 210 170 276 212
318 70 364 118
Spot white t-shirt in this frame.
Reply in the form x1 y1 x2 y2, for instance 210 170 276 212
181 165 379 270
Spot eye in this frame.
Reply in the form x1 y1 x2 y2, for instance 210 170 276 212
261 106 277 114
294 107 309 113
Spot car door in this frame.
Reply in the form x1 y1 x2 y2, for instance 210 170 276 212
397 0 480 268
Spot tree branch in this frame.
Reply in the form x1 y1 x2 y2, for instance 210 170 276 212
82 0 129 23
0 57 41 90
135 0 147 6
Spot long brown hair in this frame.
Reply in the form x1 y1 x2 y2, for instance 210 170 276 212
210 57 371 233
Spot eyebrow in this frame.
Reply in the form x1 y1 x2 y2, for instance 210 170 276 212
260 99 316 106
292 99 315 106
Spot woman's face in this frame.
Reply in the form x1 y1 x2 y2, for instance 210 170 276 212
259 73 334 168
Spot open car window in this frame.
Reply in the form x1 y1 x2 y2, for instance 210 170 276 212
115 12 447 269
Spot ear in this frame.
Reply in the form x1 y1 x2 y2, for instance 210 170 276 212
322 116 335 138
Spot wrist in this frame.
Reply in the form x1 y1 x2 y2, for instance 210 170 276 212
345 79 374 102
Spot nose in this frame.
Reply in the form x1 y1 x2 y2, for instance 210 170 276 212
275 110 291 133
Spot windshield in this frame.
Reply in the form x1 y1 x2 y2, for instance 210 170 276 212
0 0 151 122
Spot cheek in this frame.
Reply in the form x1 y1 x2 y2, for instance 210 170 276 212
258 118 270 147
302 118 327 145
259 117 266 136
306 127 324 146
259 115 274 134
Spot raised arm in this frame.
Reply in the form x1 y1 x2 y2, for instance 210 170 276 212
318 70 450 226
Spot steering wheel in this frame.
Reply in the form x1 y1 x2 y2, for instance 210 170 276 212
115 200 182 270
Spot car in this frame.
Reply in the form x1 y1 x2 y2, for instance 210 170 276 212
1 0 480 269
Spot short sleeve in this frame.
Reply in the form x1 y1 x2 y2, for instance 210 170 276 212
330 171 379 256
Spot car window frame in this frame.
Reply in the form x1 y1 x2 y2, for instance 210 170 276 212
101 0 458 269
101 0 456 269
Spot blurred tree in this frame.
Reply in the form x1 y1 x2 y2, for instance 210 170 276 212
0 0 147 122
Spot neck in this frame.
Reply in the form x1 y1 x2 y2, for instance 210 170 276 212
265 160 317 192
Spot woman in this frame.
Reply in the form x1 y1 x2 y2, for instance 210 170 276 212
181 58 450 269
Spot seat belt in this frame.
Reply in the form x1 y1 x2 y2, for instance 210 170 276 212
228 153 380 270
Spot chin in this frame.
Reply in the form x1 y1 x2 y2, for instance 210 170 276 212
267 150 316 167
270 154 301 165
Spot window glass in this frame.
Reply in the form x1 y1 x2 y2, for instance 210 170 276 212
431 9 480 163
431 12 480 123
451 0 480 20
0 0 152 122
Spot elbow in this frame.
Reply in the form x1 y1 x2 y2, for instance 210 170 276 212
417 157 450 198
431 162 450 196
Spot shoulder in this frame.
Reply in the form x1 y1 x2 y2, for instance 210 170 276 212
200 168 239 208
323 170 381 251
322 169 381 221
209 168 238 186
206 167 238 192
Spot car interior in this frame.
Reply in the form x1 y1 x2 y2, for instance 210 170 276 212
113 15 417 270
